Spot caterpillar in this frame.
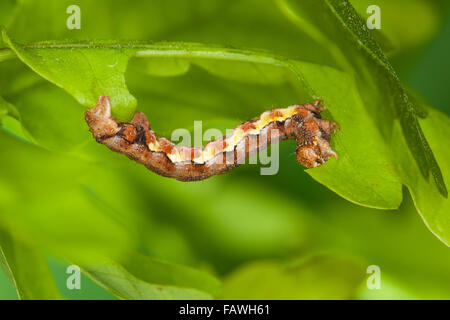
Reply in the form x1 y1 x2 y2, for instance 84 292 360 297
85 96 339 181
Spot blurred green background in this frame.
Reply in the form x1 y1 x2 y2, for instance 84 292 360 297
0 0 449 300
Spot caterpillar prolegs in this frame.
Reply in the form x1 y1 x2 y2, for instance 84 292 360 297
85 96 339 181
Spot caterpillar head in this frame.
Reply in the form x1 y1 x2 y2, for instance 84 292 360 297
295 118 339 168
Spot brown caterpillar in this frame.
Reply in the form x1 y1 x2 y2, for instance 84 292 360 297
85 96 339 181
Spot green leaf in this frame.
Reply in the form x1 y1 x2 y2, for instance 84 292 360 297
396 109 450 245
81 253 221 300
2 30 137 121
220 255 365 299
297 62 402 208
0 227 62 300
278 0 446 198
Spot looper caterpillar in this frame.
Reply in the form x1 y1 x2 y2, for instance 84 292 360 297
85 96 338 181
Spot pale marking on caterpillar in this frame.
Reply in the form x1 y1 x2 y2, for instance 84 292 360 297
85 96 339 181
